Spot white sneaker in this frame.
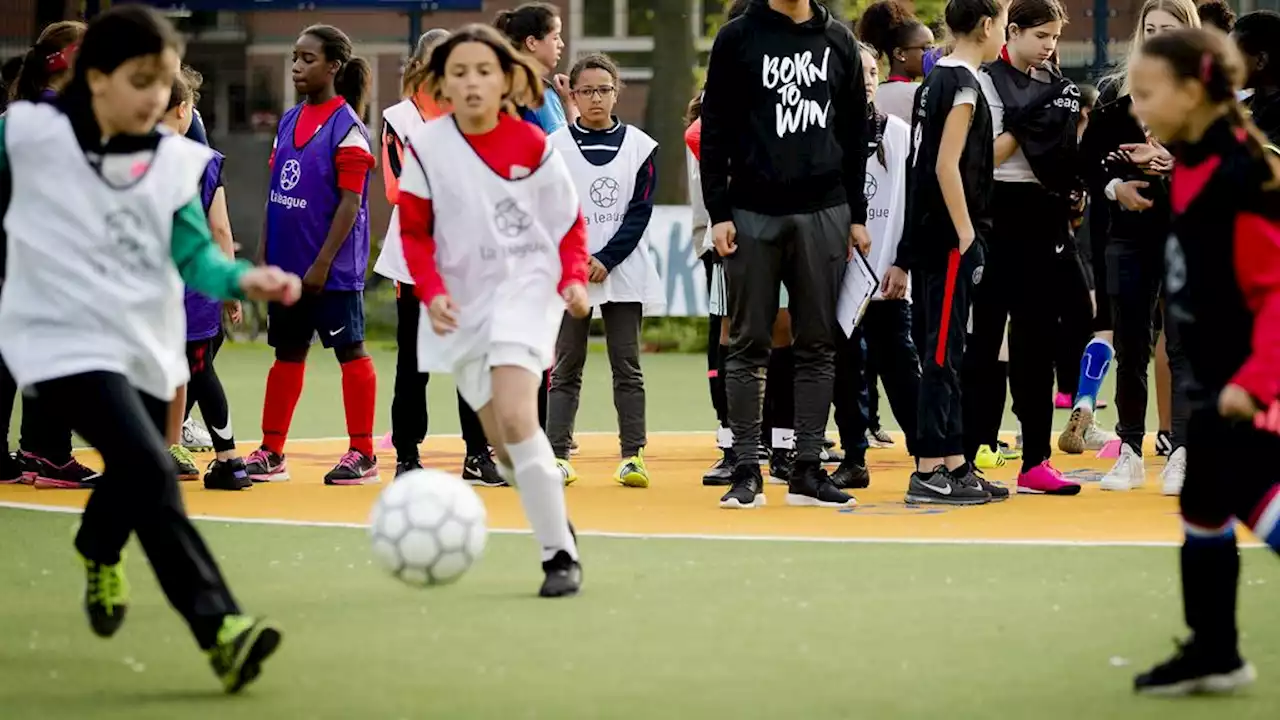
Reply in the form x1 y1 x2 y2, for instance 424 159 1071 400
1083 422 1118 451
1101 444 1145 491
181 417 213 451
1161 447 1186 496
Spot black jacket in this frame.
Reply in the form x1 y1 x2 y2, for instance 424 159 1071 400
699 0 868 225
985 59 1082 206
1246 87 1280 149
1078 81 1170 243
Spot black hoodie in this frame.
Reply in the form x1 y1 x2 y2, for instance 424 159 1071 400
699 0 868 226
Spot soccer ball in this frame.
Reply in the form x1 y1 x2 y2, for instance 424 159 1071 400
368 469 488 586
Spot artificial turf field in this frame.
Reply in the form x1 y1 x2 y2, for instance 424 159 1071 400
1 342 1277 718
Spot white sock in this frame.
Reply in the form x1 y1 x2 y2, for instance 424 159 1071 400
506 432 578 562
496 459 516 487
716 425 733 450
771 427 795 450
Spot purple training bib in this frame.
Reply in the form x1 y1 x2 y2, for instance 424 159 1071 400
184 151 226 341
265 102 371 291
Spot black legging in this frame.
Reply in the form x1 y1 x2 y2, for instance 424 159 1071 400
38 371 239 649
0 356 74 463
392 284 490 462
185 333 234 453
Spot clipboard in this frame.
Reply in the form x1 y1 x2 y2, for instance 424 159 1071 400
837 251 881 338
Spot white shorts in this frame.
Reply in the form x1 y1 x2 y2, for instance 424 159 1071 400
708 262 789 316
454 342 546 412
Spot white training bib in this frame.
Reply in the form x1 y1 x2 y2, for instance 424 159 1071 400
0 102 212 400
864 114 911 302
372 99 425 284
549 124 665 314
406 117 579 374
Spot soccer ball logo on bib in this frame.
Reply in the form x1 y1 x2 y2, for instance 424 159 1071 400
494 198 533 237
104 208 156 273
589 177 620 208
863 172 878 202
279 159 302 191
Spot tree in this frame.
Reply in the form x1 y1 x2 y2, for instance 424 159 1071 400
645 0 697 204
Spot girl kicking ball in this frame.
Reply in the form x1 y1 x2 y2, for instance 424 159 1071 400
545 53 660 488
1127 26 1280 695
396 25 589 598
0 5 296 691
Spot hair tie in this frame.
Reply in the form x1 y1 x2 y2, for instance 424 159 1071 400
44 43 76 73
1200 51 1214 85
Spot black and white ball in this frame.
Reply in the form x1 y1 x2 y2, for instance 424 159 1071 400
368 469 488 586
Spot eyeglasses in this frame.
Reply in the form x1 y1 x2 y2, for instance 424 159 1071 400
899 45 935 53
573 86 615 98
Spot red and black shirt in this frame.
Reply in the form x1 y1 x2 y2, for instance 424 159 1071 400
1166 118 1280 407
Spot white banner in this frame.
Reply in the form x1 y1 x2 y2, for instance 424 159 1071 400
643 205 707 317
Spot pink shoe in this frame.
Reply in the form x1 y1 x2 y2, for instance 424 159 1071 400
1017 461 1081 495
1054 392 1073 409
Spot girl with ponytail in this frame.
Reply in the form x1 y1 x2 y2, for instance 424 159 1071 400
1126 25 1280 696
8 20 84 103
248 24 380 486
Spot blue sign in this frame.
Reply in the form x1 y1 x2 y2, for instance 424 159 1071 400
134 0 483 10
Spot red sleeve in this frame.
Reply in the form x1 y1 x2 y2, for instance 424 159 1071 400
399 192 447 303
557 212 589 294
1230 211 1280 405
336 145 375 195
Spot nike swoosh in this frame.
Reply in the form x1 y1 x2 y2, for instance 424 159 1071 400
329 327 345 336
1055 244 1065 253
922 481 952 495
210 423 232 439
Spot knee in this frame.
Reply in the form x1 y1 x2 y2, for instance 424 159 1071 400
275 346 308 364
336 343 368 364
491 396 538 443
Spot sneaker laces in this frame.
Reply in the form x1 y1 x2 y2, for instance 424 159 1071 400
336 450 365 471
86 560 124 610
246 448 273 466
170 444 197 468
1165 448 1187 475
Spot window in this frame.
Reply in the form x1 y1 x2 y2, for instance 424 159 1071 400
627 0 655 37
583 0 615 36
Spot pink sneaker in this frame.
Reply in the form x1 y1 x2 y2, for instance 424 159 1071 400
1054 392 1073 409
1017 461 1082 495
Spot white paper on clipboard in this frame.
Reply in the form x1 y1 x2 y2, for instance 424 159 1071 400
837 251 880 338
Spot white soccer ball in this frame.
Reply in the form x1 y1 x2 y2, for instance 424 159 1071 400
368 469 488 586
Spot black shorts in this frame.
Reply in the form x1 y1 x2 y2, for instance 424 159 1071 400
185 333 224 373
267 291 366 349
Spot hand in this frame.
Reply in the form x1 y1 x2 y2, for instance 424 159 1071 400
588 257 609 283
1115 181 1154 212
224 300 243 326
1220 384 1261 421
552 73 571 102
881 266 908 300
302 260 331 294
712 221 737 257
428 294 459 335
562 283 590 319
958 230 976 255
849 223 871 259
239 267 302 305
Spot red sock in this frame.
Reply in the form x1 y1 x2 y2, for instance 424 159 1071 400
262 360 305 455
341 356 377 457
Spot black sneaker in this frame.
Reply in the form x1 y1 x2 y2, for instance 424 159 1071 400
703 449 735 486
830 458 870 490
463 453 506 487
208 615 283 694
323 449 379 486
756 442 770 465
952 463 1008 502
904 467 991 505
823 436 837 450
395 458 424 477
819 445 845 464
719 464 766 509
0 452 22 484
786 461 858 507
1155 430 1174 457
204 459 252 491
767 449 794 485
539 550 582 598
80 551 129 638
1134 638 1256 696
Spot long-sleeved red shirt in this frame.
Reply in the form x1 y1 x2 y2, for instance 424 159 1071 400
396 112 588 303
269 96 375 195
1168 120 1280 406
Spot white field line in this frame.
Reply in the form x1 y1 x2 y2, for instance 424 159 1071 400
0 500 1262 549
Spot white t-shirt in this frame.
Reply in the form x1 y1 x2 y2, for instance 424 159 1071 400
978 66 1038 183
875 80 920 123
865 115 911 302
937 57 981 109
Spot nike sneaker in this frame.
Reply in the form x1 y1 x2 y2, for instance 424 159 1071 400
556 459 578 487
463 453 506 487
81 550 129 638
756 442 770 466
539 550 582 598
182 417 214 452
1155 430 1174 457
395 458 423 477
830 457 870 490
905 466 990 505
1134 638 1256 696
1016 461 1081 495
786 462 857 508
170 444 200 481
614 453 649 488
867 428 895 448
24 452 100 489
244 448 289 483
1101 444 1146 491
208 615 283 694
954 463 1010 501
324 450 379 486
703 449 735 486
766 449 795 485
1161 447 1186 496
204 458 252 491
819 445 844 464
720 464 766 509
